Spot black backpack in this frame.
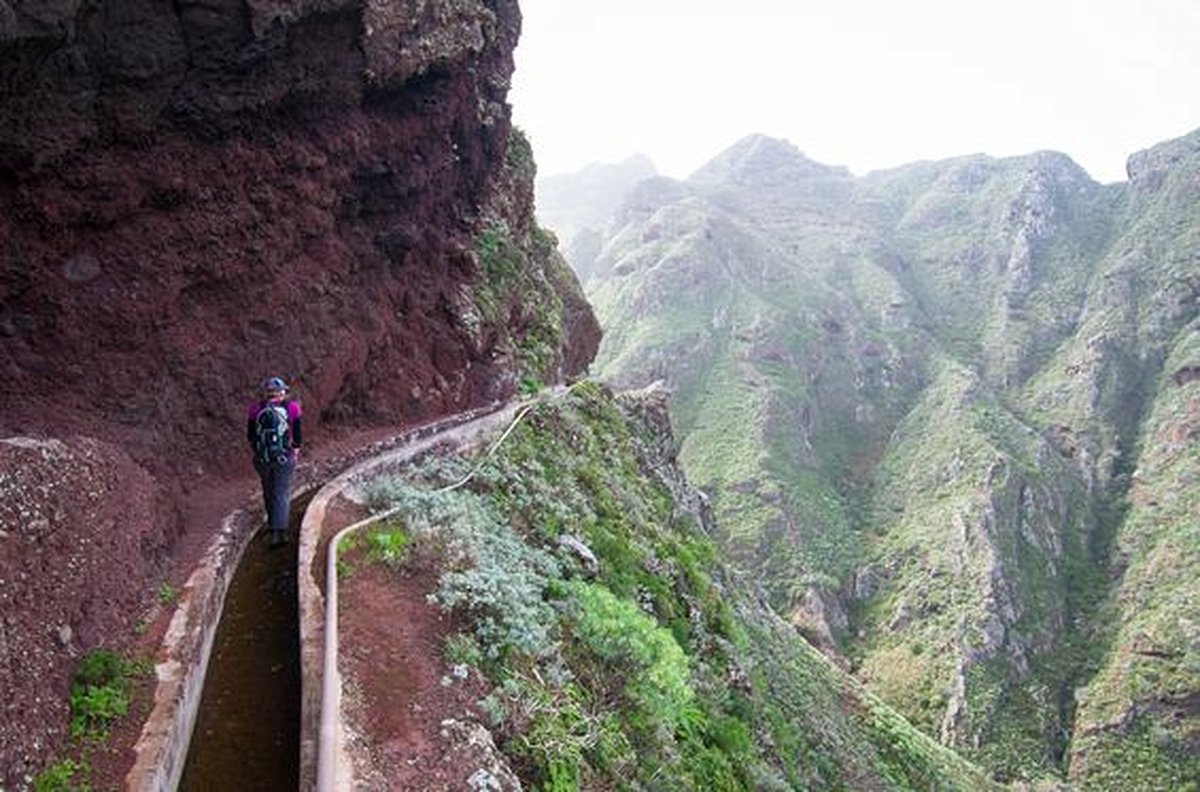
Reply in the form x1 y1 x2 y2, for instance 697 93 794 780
253 403 291 464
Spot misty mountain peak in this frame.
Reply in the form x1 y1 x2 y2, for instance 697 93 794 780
689 134 848 187
535 154 660 256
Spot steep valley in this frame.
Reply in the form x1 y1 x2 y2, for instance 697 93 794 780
558 132 1200 785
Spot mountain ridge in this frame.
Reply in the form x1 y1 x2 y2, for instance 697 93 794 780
559 127 1200 785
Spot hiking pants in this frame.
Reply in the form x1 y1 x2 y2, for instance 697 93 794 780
256 459 295 535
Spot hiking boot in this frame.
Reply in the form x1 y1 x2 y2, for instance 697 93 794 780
269 531 287 547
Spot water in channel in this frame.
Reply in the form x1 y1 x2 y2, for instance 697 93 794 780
178 495 308 791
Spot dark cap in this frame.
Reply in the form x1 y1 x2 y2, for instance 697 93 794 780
261 376 288 393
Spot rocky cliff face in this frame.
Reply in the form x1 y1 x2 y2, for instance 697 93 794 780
0 1 598 785
1 0 598 473
1050 132 1200 789
556 131 1200 784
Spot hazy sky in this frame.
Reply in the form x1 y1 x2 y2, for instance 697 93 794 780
509 0 1199 184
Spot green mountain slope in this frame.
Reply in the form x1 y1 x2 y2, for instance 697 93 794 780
857 357 1093 779
1066 327 1200 789
1034 132 1200 790
557 130 1200 784
364 383 996 790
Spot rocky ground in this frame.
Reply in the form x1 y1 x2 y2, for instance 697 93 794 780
338 542 511 791
0 435 170 788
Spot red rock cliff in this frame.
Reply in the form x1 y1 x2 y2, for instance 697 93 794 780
0 0 599 783
0 0 599 473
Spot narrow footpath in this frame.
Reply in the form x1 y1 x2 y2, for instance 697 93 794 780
125 400 516 791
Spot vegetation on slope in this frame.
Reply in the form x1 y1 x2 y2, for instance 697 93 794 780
858 358 1093 780
1010 131 1200 789
857 151 1118 387
365 383 994 790
587 163 933 623
1066 328 1200 790
470 127 601 391
560 129 1200 785
30 649 150 791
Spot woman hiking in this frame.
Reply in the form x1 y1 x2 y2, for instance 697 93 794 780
247 376 302 546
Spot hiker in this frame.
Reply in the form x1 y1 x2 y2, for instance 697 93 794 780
247 376 302 546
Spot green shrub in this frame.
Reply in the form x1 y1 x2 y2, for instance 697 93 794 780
475 221 514 277
444 632 483 668
564 580 696 730
506 126 536 177
69 650 131 739
480 669 635 790
364 523 409 566
33 758 89 792
518 375 544 396
512 680 589 790
156 582 176 604
370 482 563 659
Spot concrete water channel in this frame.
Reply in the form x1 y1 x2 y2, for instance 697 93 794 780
125 397 538 791
178 495 309 790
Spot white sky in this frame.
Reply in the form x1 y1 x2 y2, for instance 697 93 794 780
509 0 1200 184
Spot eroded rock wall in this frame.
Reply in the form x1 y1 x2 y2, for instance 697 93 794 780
0 0 599 475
